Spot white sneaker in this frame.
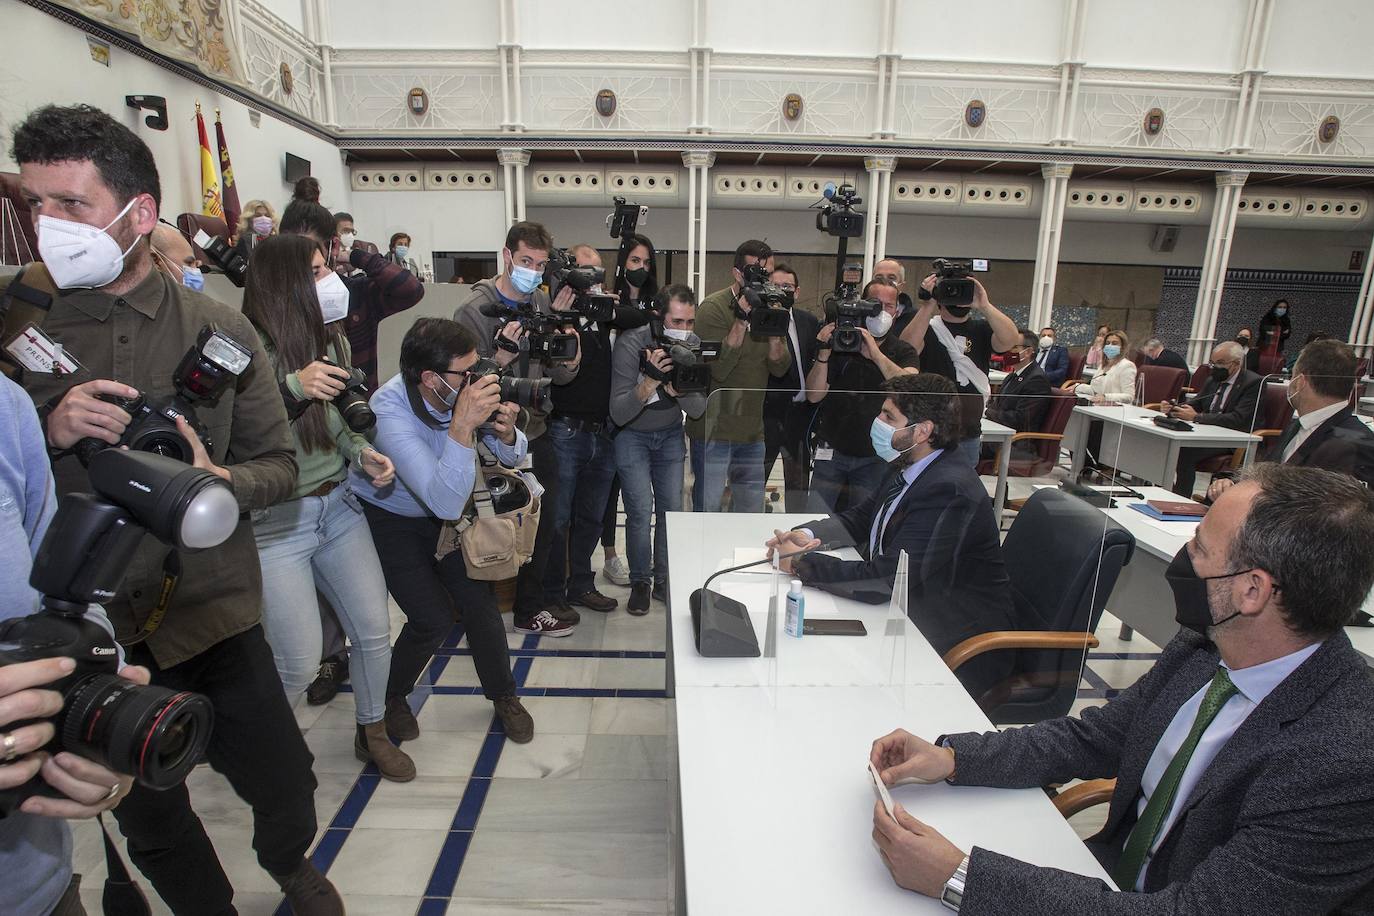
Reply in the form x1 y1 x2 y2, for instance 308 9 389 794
514 610 576 638
602 555 631 587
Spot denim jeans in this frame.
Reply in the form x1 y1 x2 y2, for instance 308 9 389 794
252 485 392 724
615 425 686 586
690 438 765 512
808 451 888 514
543 419 618 598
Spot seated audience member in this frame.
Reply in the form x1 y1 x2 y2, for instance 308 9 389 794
1075 329 1136 405
350 318 539 744
241 235 414 782
1084 323 1110 370
766 374 1013 698
234 198 277 260
609 284 706 614
1033 327 1070 386
386 232 422 276
1160 341 1262 498
985 329 1051 433
807 279 920 512
1209 339 1374 500
1141 337 1189 373
870 463 1374 914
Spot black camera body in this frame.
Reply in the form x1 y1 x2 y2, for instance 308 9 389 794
191 229 248 288
919 258 977 307
640 334 719 394
826 296 884 355
546 250 618 325
321 358 375 432
73 326 253 467
482 301 581 365
736 263 792 338
470 357 553 415
816 183 865 239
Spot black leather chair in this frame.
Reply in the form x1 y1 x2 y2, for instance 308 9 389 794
944 487 1136 724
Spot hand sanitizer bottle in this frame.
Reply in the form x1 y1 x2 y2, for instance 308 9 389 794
785 578 805 637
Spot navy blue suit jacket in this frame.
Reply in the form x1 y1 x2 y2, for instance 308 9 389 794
1034 344 1070 386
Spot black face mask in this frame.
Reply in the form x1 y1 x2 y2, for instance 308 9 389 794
779 290 796 309
625 267 650 289
1165 545 1248 637
943 305 972 319
1208 365 1230 384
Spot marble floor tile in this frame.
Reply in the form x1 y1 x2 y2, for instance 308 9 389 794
397 732 486 782
1088 658 1158 689
417 694 502 733
525 657 600 689
435 656 487 687
326 827 450 897
454 830 671 901
601 617 667 652
589 697 670 736
355 776 470 830
491 733 587 779
519 696 595 735
579 735 671 781
303 726 372 776
446 898 668 915
477 779 668 834
593 658 665 691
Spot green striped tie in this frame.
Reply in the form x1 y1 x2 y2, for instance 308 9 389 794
1112 667 1239 891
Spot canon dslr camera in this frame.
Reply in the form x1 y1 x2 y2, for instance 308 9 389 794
321 357 375 432
73 325 253 467
0 449 238 814
468 356 554 416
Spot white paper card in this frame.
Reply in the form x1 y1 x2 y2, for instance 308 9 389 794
5 324 80 375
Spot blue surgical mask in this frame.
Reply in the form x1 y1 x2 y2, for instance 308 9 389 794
394 245 410 260
434 374 460 409
1103 344 1122 360
510 264 543 296
181 265 205 292
870 417 920 462
1274 307 1287 317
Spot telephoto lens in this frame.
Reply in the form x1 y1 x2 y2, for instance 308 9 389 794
498 375 553 412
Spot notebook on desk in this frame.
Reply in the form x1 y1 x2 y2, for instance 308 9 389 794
1129 502 1207 522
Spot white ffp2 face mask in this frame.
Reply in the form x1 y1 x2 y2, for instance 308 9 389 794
37 198 141 289
866 310 894 338
315 271 350 323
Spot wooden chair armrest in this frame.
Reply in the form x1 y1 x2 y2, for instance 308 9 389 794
1059 379 1083 391
1008 432 1065 444
1253 428 1284 440
1181 386 1196 395
1052 778 1118 818
1227 446 1246 470
943 631 1101 672
1143 402 1163 411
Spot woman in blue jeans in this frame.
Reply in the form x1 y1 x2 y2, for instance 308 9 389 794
609 285 705 614
242 235 415 781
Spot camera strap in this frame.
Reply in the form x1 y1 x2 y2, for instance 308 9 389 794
0 263 57 380
99 813 153 915
120 551 181 646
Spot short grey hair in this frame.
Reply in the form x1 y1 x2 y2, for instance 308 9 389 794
1213 341 1245 364
1144 338 1164 351
1232 463 1374 636
874 258 906 284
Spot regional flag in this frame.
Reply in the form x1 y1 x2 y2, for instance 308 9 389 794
215 110 241 232
195 103 223 220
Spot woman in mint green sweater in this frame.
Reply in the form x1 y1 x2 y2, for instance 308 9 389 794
242 235 414 781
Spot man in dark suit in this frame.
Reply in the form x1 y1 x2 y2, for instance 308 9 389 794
869 463 1374 914
1208 338 1374 501
766 374 1013 698
762 262 821 512
1033 327 1071 386
1142 337 1189 373
986 330 1052 433
1161 341 1263 497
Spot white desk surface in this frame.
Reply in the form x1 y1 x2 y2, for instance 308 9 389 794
980 416 1016 441
1071 405 1261 445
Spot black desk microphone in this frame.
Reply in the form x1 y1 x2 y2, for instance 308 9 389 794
688 541 834 657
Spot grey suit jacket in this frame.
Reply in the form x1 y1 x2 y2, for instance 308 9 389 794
944 630 1374 915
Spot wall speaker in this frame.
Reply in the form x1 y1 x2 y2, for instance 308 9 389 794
1149 224 1180 252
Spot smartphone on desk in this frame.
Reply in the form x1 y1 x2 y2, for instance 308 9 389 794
803 619 867 637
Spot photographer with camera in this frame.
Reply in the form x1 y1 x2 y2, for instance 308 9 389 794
610 284 707 614
9 105 341 914
806 279 920 512
762 263 821 513
686 240 792 512
0 374 152 916
240 234 415 782
455 221 582 632
351 318 540 744
900 262 1020 465
872 258 917 338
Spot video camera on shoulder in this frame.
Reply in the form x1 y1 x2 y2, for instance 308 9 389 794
734 263 791 338
73 325 253 467
917 258 989 308
546 248 617 325
640 328 720 395
191 229 248 288
478 300 580 365
822 261 882 354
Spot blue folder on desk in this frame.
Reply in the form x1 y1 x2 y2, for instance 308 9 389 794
1128 502 1202 523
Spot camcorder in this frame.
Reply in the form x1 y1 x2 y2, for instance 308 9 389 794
823 261 882 354
478 300 581 364
468 356 553 416
321 357 375 432
191 229 248 288
73 325 254 467
0 449 235 814
917 258 989 309
734 263 792 338
546 249 617 325
815 182 865 238
640 331 720 395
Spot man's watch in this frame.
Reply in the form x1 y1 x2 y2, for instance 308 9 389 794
940 855 970 912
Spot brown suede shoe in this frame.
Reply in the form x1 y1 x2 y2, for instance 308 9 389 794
494 696 534 744
273 859 343 916
355 722 417 782
385 695 420 743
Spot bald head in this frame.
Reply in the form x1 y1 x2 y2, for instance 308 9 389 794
873 259 905 289
150 223 198 280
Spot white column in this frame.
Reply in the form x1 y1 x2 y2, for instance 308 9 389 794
498 149 529 226
1188 171 1249 366
865 157 896 274
683 151 715 293
1030 163 1073 331
1349 231 1374 355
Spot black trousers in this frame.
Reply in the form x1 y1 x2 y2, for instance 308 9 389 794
1173 447 1231 499
602 474 620 549
514 433 561 617
361 501 517 701
762 401 815 513
114 625 318 916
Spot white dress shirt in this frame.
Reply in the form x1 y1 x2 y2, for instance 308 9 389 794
868 448 944 556
787 312 806 403
1132 641 1322 890
1281 399 1347 462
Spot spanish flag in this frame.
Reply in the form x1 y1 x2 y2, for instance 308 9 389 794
195 103 223 220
